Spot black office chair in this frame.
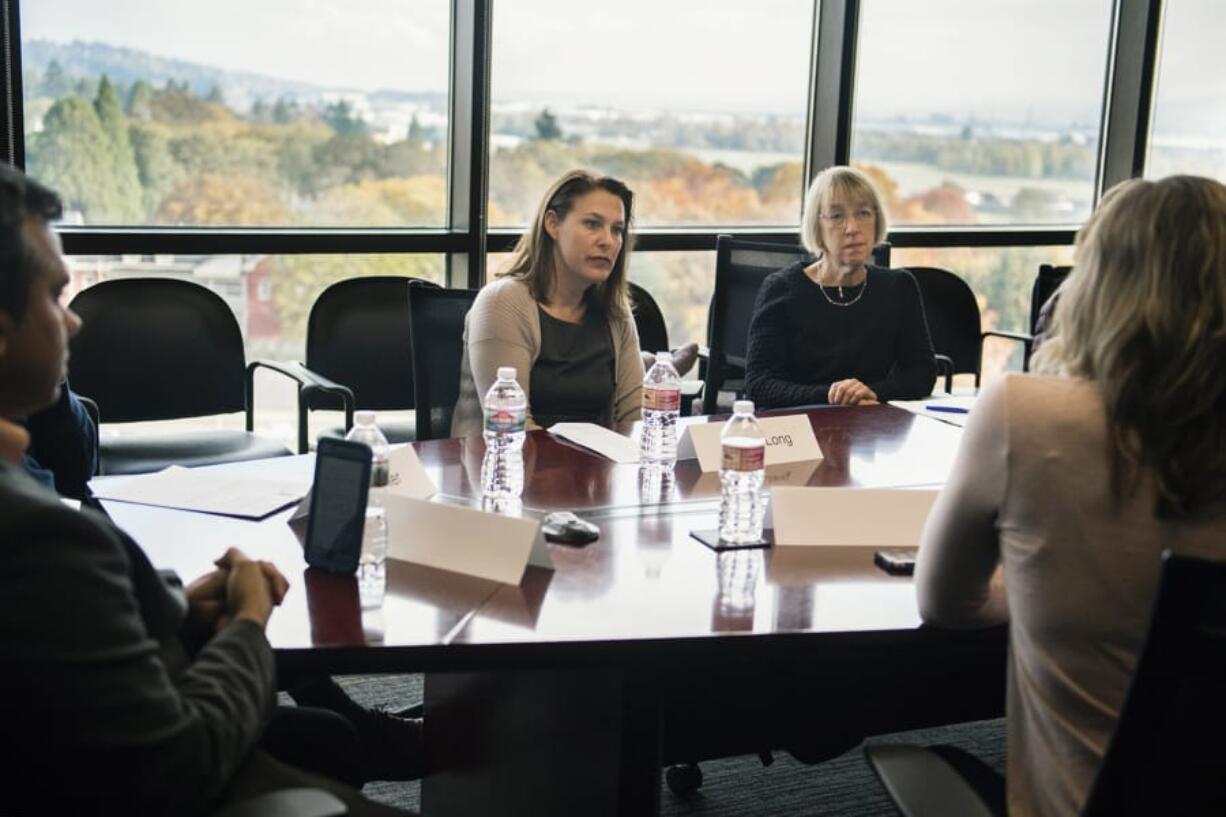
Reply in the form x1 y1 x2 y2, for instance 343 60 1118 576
701 236 811 415
68 278 296 476
629 281 701 416
702 236 891 414
407 285 480 441
865 551 1226 817
294 276 441 451
628 281 670 355
907 267 1029 393
1021 263 1072 370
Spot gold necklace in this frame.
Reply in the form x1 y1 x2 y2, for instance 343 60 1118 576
817 272 868 307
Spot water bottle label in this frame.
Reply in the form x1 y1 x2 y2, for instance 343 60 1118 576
643 385 681 412
371 460 390 488
485 406 526 434
722 443 764 472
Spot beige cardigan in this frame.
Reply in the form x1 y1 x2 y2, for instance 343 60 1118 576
450 277 644 437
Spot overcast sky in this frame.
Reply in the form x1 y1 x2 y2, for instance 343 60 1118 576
20 0 1226 131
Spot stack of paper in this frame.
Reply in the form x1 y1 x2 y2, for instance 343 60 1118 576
92 466 308 519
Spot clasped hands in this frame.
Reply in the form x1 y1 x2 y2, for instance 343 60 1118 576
828 378 878 406
185 547 290 635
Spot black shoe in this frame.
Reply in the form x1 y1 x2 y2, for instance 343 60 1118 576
360 707 425 782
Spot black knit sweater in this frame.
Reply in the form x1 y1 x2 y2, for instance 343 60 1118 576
744 261 937 408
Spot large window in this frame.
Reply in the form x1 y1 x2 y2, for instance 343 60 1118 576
851 0 1112 227
20 0 451 227
1145 0 1226 180
488 0 814 227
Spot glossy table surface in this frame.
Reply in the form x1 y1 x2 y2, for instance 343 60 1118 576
103 404 965 672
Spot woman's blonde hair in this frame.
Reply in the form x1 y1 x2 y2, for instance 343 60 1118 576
800 165 888 259
499 169 634 320
1032 175 1226 518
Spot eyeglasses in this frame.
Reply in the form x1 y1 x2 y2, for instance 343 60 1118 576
819 208 876 226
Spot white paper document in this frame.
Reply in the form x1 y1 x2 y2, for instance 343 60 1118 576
889 395 977 427
385 495 552 585
548 422 640 463
678 414 823 472
92 465 308 519
771 486 940 547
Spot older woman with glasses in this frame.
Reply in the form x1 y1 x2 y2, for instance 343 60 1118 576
744 165 936 408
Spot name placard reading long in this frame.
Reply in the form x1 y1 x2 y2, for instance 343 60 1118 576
677 414 822 472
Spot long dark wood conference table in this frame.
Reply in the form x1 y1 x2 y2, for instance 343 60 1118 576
103 404 1005 817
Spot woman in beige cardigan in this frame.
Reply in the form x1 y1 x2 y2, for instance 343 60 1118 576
451 170 644 437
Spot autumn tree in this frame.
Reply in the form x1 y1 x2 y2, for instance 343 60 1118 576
155 173 288 225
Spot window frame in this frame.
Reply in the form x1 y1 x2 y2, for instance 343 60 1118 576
0 0 1164 278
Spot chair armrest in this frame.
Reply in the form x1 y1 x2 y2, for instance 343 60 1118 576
209 788 347 817
864 744 1004 817
934 354 954 395
247 360 356 454
981 330 1032 346
680 379 704 417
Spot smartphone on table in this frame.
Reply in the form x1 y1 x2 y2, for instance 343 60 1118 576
303 437 372 574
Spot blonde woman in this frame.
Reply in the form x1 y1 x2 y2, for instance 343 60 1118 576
744 165 936 408
916 175 1226 816
450 170 643 436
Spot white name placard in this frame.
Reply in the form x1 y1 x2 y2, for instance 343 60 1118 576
386 445 436 499
385 495 553 585
771 486 939 547
678 414 823 472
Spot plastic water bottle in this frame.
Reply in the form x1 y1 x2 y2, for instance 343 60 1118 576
718 400 766 544
641 350 681 464
345 410 389 608
482 366 527 499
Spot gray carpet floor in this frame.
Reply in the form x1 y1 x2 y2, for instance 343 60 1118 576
299 674 1005 816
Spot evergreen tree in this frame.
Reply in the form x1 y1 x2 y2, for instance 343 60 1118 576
129 122 184 214
250 98 270 123
26 95 127 221
41 60 73 97
323 101 369 137
272 96 299 124
126 80 154 119
533 107 563 141
93 75 145 220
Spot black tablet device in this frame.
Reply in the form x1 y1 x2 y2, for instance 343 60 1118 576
303 437 372 574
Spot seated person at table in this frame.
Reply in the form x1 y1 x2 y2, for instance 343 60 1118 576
20 381 96 500
916 175 1226 816
744 166 936 408
0 166 412 816
451 169 644 435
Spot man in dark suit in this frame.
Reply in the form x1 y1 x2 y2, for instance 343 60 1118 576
0 165 411 815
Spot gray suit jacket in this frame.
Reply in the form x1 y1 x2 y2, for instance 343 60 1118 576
0 461 276 816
